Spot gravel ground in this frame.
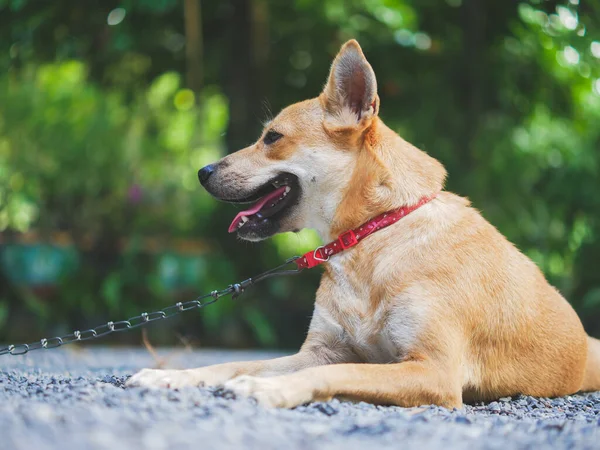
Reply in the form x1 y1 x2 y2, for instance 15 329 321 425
1 347 599 450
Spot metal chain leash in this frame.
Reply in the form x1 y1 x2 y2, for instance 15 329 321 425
0 257 303 357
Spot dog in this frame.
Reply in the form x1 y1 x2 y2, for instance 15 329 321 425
127 40 600 408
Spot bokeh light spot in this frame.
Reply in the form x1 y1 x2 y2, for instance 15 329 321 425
174 89 195 111
591 42 600 59
290 51 312 70
107 8 126 26
394 29 414 47
285 72 306 89
562 46 580 65
578 63 591 78
593 79 600 96
556 6 578 30
414 32 432 51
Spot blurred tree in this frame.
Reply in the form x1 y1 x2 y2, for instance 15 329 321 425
184 0 203 95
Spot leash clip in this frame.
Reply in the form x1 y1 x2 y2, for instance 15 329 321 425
313 246 330 262
301 247 329 269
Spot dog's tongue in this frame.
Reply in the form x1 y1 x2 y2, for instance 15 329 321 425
228 186 287 233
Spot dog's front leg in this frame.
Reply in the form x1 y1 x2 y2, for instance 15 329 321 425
127 299 355 389
225 359 462 409
126 348 338 389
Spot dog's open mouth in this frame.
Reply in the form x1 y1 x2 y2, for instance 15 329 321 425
227 173 300 234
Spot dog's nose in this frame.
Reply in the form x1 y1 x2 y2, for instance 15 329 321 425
198 165 215 185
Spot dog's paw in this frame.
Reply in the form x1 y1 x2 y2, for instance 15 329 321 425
126 368 202 389
126 366 239 389
224 375 312 408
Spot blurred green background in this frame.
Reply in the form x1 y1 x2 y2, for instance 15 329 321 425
1 0 599 350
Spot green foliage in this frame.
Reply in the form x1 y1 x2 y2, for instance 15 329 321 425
0 0 599 348
0 62 227 236
0 300 8 328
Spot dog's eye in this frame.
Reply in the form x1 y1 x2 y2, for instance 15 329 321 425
263 130 283 145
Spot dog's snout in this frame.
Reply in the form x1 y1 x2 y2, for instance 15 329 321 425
198 164 215 185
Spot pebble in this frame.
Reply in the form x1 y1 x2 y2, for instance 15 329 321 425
1 348 599 450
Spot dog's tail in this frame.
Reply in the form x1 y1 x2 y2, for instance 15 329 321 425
580 336 600 392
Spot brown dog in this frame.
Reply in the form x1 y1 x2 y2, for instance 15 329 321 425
127 40 600 408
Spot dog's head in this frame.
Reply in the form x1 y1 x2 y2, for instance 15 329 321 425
199 40 445 242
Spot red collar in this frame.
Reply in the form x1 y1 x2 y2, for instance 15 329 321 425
295 194 436 269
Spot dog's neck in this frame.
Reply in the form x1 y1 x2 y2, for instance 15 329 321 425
328 119 446 239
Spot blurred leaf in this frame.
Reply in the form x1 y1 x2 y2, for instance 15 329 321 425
0 300 8 327
21 290 49 320
244 307 277 347
583 288 600 309
102 273 122 312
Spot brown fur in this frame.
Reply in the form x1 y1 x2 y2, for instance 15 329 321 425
128 40 600 409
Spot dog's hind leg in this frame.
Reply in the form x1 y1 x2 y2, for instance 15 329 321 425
224 358 462 409
581 336 600 392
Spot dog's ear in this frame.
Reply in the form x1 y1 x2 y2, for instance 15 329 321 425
322 40 379 127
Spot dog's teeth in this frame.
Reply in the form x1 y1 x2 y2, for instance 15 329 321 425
241 216 249 223
284 186 291 194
